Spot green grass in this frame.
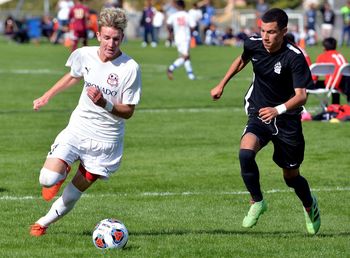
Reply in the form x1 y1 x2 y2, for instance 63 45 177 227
0 37 349 258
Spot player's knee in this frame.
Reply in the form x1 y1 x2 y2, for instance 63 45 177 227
39 167 65 187
239 149 256 172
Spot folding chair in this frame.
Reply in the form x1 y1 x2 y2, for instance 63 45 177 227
329 63 350 97
306 63 336 109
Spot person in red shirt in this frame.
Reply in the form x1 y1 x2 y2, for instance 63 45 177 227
311 37 348 104
69 0 89 51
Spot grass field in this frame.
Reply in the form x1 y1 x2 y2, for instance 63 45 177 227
0 37 349 258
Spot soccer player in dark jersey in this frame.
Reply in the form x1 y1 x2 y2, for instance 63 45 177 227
210 8 320 235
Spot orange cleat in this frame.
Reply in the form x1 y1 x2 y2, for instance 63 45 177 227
30 223 48 237
42 166 71 201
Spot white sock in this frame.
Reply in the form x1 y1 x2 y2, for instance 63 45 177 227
39 168 66 187
169 57 185 71
184 60 193 74
36 182 82 227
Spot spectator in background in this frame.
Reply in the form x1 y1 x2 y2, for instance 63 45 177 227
320 2 335 39
4 16 17 37
188 2 203 45
255 0 269 28
140 0 156 47
221 27 235 46
198 0 215 43
204 23 221 45
305 3 317 46
310 37 348 104
53 0 74 44
152 7 165 46
340 0 350 47
41 15 54 41
12 18 29 43
163 0 177 47
235 27 248 46
69 0 89 51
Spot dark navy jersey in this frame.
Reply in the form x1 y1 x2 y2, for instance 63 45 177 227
241 35 313 115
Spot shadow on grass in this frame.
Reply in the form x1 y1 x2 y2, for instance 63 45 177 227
82 229 350 238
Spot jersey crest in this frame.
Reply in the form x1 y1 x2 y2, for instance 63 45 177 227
274 62 282 74
107 73 119 87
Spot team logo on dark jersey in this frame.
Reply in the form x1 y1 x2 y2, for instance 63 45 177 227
274 62 282 74
107 73 119 87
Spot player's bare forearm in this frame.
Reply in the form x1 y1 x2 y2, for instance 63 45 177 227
210 55 247 101
33 73 81 111
113 104 135 119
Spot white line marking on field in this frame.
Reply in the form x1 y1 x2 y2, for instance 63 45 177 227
138 107 243 113
0 69 63 75
1 187 349 201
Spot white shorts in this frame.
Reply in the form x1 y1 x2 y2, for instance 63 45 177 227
47 128 123 178
176 40 190 56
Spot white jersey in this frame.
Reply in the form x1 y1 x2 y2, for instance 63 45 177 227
188 8 202 25
166 10 195 43
57 0 74 21
65 46 141 142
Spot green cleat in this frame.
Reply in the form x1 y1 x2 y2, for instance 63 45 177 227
304 195 321 235
242 200 267 228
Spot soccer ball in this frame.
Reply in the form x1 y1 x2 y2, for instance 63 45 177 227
92 218 128 249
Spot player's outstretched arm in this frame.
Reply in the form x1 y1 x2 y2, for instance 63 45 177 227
210 55 248 101
33 73 81 111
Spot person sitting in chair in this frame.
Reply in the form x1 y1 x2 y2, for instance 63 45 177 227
310 37 348 104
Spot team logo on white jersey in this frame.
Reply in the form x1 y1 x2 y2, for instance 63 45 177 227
107 73 119 87
274 62 282 74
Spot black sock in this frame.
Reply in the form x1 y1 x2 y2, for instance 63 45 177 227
284 175 313 208
239 149 263 202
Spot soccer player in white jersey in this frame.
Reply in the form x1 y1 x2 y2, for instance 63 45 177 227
166 0 196 80
30 7 142 236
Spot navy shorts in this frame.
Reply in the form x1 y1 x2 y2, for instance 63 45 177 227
242 114 305 169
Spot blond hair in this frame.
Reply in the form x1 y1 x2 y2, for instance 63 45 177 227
98 8 127 31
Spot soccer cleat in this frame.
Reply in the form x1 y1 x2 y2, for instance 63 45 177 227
141 41 147 48
242 199 267 228
42 166 71 202
167 69 173 80
30 223 48 237
188 73 196 80
303 195 321 235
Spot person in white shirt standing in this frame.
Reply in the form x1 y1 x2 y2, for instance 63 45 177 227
152 8 165 46
166 0 196 80
30 7 142 237
53 0 74 44
188 2 203 45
